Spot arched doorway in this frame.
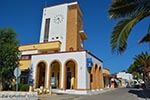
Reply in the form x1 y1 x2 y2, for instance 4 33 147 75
36 62 47 88
50 61 61 89
95 64 98 89
88 63 94 90
64 60 77 90
99 66 103 88
88 67 92 90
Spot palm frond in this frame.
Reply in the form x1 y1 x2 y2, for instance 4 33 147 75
138 25 150 43
134 52 149 67
109 0 150 19
111 10 150 54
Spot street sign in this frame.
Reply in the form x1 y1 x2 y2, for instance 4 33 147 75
13 67 21 91
28 64 34 86
14 67 21 78
87 58 92 68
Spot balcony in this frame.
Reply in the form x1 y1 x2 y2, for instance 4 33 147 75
19 41 61 51
80 30 87 40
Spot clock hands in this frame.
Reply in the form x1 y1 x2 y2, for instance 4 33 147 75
53 14 64 24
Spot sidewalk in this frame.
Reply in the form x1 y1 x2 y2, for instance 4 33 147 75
38 88 118 100
92 88 117 94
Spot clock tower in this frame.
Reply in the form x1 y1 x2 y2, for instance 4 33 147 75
39 2 87 51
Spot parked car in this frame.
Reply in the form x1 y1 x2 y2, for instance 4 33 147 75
133 80 140 88
138 79 145 88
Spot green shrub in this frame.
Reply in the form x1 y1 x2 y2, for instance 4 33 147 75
12 85 16 91
19 84 29 91
12 84 29 91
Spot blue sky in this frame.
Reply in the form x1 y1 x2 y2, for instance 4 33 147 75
0 0 149 73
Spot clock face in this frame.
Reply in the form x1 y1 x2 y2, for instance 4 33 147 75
53 14 64 24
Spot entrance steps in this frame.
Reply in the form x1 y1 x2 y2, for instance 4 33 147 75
51 89 88 95
51 88 114 95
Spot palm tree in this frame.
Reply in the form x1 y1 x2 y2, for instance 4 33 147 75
134 52 150 79
134 52 149 67
109 0 150 54
127 52 149 79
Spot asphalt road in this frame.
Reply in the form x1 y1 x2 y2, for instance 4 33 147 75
39 88 149 100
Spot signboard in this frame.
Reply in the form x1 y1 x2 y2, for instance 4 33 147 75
14 67 21 78
87 58 92 68
13 67 21 91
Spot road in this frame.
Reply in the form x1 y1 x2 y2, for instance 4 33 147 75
39 88 149 100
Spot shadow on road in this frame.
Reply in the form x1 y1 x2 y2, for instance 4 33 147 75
143 89 150 98
128 88 150 99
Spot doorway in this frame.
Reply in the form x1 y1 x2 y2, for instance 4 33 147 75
50 61 61 89
67 71 71 89
65 60 76 90
36 62 46 88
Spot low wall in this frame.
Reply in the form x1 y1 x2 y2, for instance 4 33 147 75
0 91 38 100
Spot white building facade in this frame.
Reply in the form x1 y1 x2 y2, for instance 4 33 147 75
19 2 104 94
117 72 133 87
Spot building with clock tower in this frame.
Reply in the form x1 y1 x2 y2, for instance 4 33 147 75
40 2 87 51
19 2 104 94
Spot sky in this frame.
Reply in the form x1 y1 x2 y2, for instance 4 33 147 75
0 0 149 73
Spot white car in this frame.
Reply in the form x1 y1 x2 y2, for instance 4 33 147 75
133 80 140 88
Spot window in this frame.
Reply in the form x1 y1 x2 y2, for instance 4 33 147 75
20 70 29 84
56 37 59 39
21 55 31 60
69 47 74 51
44 18 50 42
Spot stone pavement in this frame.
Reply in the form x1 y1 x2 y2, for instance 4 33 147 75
38 88 150 100
38 88 117 100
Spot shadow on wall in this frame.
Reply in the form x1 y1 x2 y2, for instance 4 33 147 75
128 89 150 99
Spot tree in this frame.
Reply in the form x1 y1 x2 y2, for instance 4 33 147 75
109 0 150 54
127 62 143 79
0 28 20 90
128 52 150 79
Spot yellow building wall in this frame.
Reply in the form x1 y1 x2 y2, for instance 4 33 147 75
19 41 61 51
103 69 110 75
77 12 83 50
66 5 87 51
19 60 31 70
66 5 78 51
103 68 110 88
